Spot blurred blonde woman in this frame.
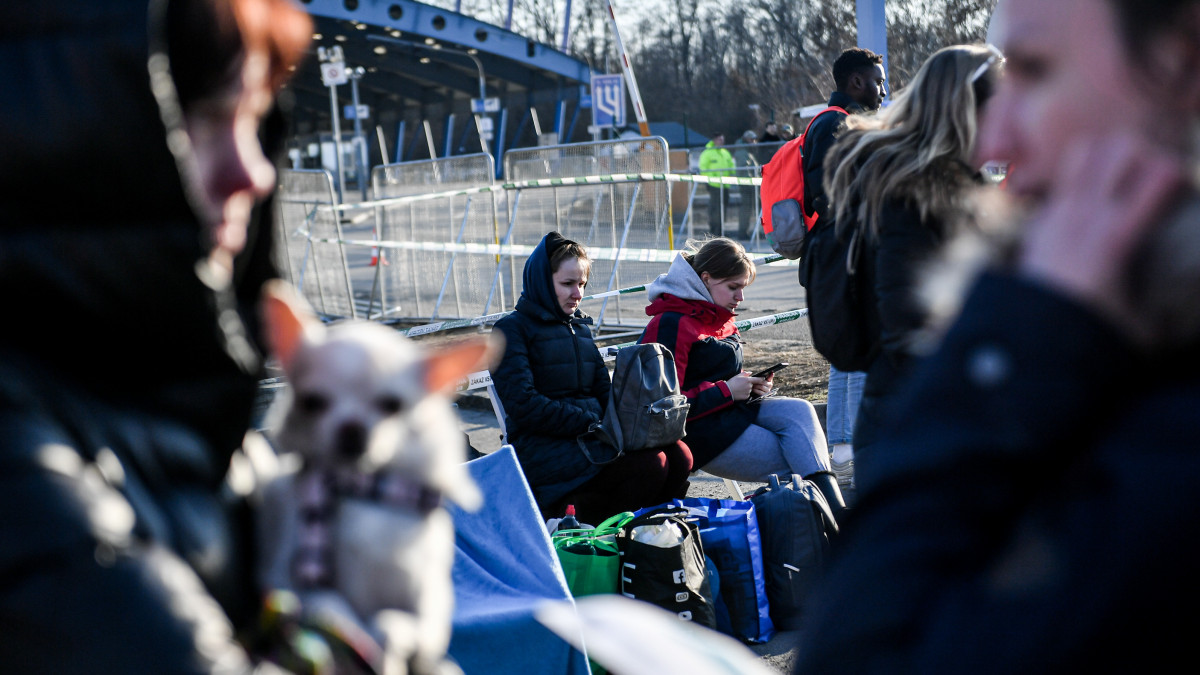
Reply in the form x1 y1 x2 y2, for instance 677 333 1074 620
819 44 1002 461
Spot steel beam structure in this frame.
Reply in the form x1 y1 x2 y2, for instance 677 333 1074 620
290 0 595 124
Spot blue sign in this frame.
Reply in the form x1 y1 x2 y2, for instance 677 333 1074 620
343 104 370 120
591 74 625 127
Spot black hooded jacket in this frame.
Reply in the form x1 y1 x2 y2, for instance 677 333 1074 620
0 0 271 454
0 1 278 671
491 233 613 507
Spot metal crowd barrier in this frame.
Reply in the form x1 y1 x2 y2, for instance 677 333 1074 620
275 138 764 332
274 169 357 319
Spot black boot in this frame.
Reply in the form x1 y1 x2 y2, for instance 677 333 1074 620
807 470 848 528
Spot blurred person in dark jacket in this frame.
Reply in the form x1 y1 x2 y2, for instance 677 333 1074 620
795 0 1200 671
733 130 760 240
0 0 310 671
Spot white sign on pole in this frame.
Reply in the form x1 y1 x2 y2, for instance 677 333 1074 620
478 116 494 132
343 104 370 120
321 62 348 86
471 97 501 113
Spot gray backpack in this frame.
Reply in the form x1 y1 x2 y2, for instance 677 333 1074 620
580 343 690 461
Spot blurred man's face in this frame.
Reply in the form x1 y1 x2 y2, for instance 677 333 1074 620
185 51 276 275
975 0 1160 203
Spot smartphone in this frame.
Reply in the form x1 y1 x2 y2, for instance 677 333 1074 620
751 362 789 379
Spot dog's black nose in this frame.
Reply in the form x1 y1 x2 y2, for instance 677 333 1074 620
335 422 368 459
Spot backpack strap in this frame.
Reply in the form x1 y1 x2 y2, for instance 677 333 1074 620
796 106 849 229
798 106 849 165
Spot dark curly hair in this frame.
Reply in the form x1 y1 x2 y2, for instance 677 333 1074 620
833 47 884 92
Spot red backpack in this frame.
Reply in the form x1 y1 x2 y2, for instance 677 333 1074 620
759 106 847 259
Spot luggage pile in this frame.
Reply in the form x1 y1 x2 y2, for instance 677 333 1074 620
550 478 840 641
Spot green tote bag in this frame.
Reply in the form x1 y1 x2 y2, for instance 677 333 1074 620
552 512 634 597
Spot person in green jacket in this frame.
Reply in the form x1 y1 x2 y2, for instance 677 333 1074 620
699 133 735 236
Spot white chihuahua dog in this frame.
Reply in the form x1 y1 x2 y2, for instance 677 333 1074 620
257 282 492 675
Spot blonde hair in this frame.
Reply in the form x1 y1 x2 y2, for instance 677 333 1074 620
682 236 756 284
825 44 1001 239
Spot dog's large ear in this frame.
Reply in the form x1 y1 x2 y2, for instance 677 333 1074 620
424 333 504 395
261 280 322 373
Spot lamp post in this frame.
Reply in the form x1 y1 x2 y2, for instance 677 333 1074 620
348 66 368 199
317 45 349 201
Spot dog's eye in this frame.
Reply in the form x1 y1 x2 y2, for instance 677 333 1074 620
377 395 404 415
297 392 329 415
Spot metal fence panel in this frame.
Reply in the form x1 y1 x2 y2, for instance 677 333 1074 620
370 154 501 320
274 169 356 319
502 138 672 327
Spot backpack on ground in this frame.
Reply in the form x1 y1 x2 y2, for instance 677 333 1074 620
801 214 880 372
749 473 839 630
580 343 690 461
758 106 846 259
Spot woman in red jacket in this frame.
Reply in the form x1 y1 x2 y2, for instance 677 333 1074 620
639 237 846 513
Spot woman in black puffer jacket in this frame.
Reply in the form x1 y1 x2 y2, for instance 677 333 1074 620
492 232 692 523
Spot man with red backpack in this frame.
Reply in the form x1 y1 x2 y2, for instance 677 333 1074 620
802 47 886 503
802 48 887 231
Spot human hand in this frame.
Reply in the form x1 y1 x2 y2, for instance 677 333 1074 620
726 372 756 401
1018 132 1187 344
754 373 774 399
727 372 770 401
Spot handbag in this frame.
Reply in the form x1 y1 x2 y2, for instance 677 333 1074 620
614 508 717 629
662 497 775 643
552 512 633 597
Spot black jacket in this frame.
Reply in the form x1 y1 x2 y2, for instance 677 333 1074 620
852 165 984 451
846 199 945 453
860 199 948 397
0 1 275 671
795 272 1200 672
492 233 613 507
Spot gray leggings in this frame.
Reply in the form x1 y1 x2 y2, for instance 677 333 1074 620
698 397 830 481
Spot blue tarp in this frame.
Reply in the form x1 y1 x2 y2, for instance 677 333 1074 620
447 446 591 675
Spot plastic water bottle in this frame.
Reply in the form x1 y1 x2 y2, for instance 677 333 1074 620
559 504 581 531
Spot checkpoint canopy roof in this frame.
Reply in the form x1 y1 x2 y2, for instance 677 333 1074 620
285 0 598 141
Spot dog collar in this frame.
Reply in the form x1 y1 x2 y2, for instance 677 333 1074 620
291 468 444 590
